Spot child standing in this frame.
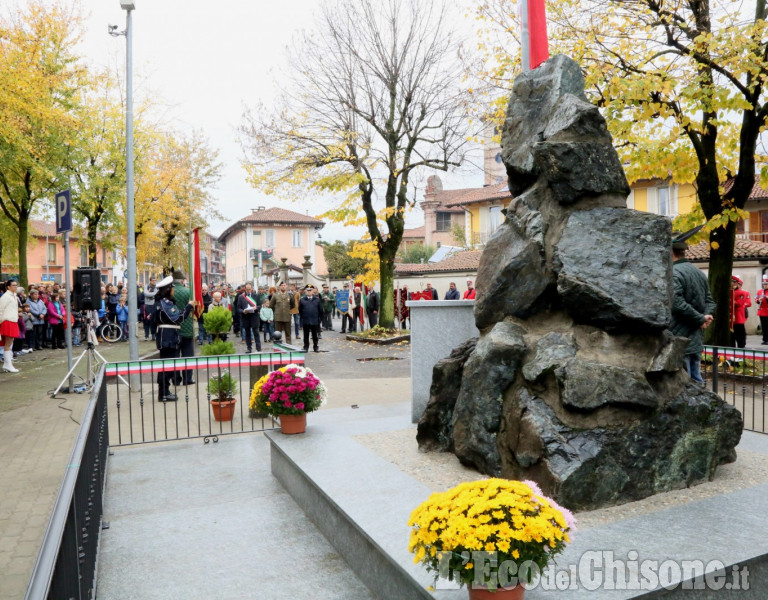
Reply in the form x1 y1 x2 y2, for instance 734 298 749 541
260 300 274 342
22 303 34 353
116 295 129 341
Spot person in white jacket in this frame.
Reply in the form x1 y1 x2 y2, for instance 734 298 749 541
0 280 21 373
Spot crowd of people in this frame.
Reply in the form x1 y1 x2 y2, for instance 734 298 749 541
0 274 479 375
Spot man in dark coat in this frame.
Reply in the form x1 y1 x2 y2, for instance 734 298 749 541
366 288 380 328
444 282 460 300
155 275 195 402
298 284 322 352
236 281 262 353
172 268 195 385
669 229 715 384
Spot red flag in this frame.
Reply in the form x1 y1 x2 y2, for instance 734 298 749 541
193 228 203 318
528 0 549 70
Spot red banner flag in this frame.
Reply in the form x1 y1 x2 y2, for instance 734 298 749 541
193 228 203 318
528 0 549 70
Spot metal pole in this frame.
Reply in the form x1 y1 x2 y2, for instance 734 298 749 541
125 7 139 369
521 0 530 73
64 232 73 391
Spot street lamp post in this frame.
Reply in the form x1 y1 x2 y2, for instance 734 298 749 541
112 1 139 370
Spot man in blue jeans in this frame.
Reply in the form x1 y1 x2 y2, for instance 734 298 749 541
668 227 715 384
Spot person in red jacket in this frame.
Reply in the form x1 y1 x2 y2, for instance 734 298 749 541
730 275 751 348
463 279 476 300
756 275 768 345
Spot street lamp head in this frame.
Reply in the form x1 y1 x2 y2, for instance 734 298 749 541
120 0 135 10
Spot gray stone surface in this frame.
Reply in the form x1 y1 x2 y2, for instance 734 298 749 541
473 217 548 329
557 359 659 410
451 322 526 475
522 332 578 382
499 385 743 510
554 206 673 332
417 338 477 453
272 400 768 599
408 300 478 422
96 435 377 600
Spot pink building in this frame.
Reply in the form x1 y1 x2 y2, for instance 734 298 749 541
218 207 327 285
2 220 112 286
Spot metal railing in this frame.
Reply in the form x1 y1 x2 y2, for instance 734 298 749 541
702 345 768 433
25 346 304 599
25 368 109 600
105 348 305 446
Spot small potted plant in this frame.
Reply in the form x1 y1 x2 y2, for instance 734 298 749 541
201 306 235 356
208 369 238 421
249 363 326 434
408 479 575 599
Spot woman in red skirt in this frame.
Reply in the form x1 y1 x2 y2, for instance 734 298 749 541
0 280 21 373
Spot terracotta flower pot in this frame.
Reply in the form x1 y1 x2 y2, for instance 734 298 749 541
210 398 237 422
279 412 307 434
468 584 524 600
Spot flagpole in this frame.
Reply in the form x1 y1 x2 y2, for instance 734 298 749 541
521 0 530 72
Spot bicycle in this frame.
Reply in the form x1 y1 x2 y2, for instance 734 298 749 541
96 315 123 343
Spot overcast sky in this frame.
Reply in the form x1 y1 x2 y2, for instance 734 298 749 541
72 0 486 242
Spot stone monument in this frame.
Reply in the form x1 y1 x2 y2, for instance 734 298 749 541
417 55 743 510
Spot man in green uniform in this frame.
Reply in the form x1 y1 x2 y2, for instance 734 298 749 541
172 268 195 385
320 283 335 331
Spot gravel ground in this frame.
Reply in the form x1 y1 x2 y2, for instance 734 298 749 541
354 427 768 529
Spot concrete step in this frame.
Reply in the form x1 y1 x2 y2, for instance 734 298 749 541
268 405 768 599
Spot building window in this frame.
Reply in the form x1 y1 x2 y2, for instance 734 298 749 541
47 243 56 264
292 229 302 248
80 245 88 266
658 187 671 216
102 248 108 266
265 229 276 248
253 230 262 248
489 206 502 232
436 212 451 232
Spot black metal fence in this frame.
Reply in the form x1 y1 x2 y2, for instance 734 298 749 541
702 345 768 433
24 367 109 600
24 347 305 599
104 349 306 446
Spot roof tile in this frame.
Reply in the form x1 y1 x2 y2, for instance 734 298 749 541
395 250 481 275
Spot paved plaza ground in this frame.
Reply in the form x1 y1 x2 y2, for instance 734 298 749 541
0 317 408 600
1 324 766 598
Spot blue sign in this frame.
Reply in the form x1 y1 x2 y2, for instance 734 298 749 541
41 274 51 282
336 290 349 312
55 190 72 234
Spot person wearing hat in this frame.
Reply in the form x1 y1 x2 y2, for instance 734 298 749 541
172 268 196 384
319 283 335 331
756 275 768 344
463 280 476 300
731 274 751 349
299 284 322 352
669 229 715 384
155 275 195 401
270 281 294 344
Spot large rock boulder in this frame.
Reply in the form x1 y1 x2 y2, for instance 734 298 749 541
451 322 526 475
419 54 743 511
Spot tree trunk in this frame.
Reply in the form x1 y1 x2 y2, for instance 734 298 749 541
18 218 29 288
378 243 397 328
88 220 99 267
706 222 737 346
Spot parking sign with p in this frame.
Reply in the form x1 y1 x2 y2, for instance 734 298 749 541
56 190 72 234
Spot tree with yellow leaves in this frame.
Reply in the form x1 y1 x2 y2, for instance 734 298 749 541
133 128 222 270
475 0 768 345
0 0 87 287
240 0 474 328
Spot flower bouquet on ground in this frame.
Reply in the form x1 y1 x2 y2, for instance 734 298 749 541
408 479 576 598
249 364 327 433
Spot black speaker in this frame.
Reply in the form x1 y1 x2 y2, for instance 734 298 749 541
73 268 102 311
